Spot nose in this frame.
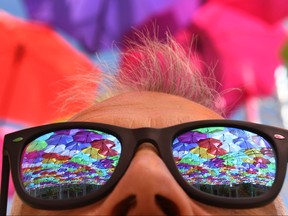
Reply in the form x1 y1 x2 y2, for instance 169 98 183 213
97 143 209 215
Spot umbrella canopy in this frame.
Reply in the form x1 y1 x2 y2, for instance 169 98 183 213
176 2 287 116
22 0 203 53
0 11 97 196
209 0 288 24
0 11 97 125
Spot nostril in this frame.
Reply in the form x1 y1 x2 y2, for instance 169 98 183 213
111 195 136 216
155 194 180 216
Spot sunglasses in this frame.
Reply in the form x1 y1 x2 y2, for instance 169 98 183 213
1 120 288 214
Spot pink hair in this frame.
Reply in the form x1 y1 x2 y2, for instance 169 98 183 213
114 33 222 114
60 33 223 115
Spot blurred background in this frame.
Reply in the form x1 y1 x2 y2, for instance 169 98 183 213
1 0 288 211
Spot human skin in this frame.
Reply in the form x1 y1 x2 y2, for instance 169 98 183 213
10 91 286 215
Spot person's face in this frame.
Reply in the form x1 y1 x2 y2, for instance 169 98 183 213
11 91 285 215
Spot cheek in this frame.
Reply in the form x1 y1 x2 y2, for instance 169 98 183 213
192 201 281 215
10 194 103 215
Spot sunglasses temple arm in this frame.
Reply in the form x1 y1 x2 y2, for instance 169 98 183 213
0 154 10 216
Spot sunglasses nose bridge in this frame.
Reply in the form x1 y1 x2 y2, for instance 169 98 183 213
133 128 161 150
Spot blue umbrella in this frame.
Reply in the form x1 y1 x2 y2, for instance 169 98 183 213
172 141 198 152
46 134 74 145
66 141 90 151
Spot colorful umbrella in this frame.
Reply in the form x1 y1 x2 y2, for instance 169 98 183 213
176 2 287 116
0 11 97 196
260 147 274 157
252 136 271 148
82 147 105 160
70 152 95 165
22 0 203 53
0 11 97 126
194 127 224 134
190 146 215 159
209 0 288 24
244 148 263 158
92 139 119 156
73 130 102 143
204 158 225 168
44 144 67 154
65 141 90 151
172 141 198 153
198 138 227 156
178 152 206 165
176 131 207 143
25 140 48 152
46 134 74 145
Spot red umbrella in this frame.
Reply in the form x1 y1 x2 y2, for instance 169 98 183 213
0 11 98 196
198 138 227 156
91 139 118 156
0 11 97 125
176 2 287 116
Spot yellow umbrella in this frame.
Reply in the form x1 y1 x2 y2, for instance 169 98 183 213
190 146 215 159
82 147 105 160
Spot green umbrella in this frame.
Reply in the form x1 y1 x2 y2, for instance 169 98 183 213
194 127 225 134
26 140 48 152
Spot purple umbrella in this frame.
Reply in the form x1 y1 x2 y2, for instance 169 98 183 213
73 130 102 143
23 0 203 53
177 131 207 143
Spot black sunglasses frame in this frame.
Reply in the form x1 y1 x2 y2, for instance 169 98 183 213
1 120 288 215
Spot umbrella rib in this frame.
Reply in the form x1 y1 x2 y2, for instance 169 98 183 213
1 45 26 118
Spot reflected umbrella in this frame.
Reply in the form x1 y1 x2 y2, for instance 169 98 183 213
198 138 227 156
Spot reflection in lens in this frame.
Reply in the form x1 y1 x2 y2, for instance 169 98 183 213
172 127 276 198
21 129 121 200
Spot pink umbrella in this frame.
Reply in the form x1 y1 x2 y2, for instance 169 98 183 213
209 0 288 24
176 2 287 116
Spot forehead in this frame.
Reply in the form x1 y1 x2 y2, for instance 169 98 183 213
70 91 223 128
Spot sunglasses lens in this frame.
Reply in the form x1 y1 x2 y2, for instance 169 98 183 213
172 127 276 198
21 128 121 200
